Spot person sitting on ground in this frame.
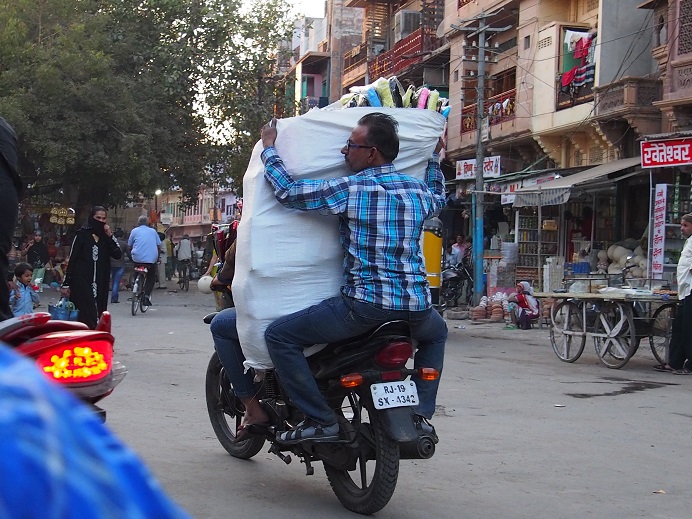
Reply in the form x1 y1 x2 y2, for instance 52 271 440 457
9 262 39 317
507 281 540 330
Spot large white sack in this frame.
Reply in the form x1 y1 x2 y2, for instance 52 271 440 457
234 107 446 370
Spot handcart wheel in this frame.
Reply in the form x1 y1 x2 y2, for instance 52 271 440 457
549 301 586 362
593 302 636 369
649 303 677 366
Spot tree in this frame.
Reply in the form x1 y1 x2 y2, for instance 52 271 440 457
0 0 295 212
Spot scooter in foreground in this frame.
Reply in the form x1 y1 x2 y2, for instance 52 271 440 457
0 311 126 421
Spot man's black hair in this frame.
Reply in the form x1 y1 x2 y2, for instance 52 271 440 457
357 112 399 163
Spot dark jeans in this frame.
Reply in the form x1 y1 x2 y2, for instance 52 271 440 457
265 295 447 425
0 173 18 321
110 266 125 303
668 294 692 369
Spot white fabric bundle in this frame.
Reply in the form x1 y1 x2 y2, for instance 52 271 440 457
233 107 446 370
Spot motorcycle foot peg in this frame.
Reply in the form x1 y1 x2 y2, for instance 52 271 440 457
301 458 315 476
269 445 292 465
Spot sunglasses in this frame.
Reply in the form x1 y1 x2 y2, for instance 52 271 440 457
345 139 376 151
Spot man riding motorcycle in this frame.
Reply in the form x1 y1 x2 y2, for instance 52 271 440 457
211 113 447 444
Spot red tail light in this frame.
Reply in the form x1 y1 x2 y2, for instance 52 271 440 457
375 340 413 368
35 339 114 383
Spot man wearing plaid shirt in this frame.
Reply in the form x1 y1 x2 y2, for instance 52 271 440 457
259 112 448 444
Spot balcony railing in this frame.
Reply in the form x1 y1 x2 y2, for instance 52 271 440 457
460 89 517 135
594 77 662 118
343 42 368 76
367 27 440 80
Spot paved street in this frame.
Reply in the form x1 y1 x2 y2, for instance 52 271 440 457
75 285 692 519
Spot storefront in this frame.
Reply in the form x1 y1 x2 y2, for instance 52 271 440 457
508 157 644 290
640 133 692 287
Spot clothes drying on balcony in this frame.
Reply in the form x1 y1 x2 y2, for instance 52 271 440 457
574 64 596 88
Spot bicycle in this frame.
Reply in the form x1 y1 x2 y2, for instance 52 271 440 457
178 259 191 292
131 264 151 316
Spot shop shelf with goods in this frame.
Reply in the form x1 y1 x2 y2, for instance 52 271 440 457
514 206 560 290
594 195 616 246
649 178 692 287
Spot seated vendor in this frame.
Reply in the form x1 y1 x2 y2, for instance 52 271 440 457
507 281 540 329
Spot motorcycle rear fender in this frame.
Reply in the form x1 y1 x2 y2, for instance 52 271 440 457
378 406 419 442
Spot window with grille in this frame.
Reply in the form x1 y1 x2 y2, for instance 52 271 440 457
680 0 692 55
589 146 603 164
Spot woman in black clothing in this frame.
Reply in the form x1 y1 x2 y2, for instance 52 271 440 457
61 207 122 329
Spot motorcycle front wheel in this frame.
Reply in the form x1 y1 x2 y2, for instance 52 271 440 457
324 393 399 515
205 352 264 459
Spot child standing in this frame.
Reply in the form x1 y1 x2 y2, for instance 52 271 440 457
9 262 40 317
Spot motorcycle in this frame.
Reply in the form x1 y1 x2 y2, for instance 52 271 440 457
441 257 473 307
0 311 126 421
204 311 439 515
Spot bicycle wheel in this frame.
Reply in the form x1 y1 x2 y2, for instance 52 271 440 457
549 301 586 362
131 275 140 316
593 302 636 368
649 303 677 366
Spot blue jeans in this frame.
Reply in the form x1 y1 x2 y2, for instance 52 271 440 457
210 308 259 398
110 266 125 303
265 294 447 425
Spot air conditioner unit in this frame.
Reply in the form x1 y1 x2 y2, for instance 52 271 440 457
394 10 421 43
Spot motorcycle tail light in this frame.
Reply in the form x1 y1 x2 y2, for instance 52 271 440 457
134 266 147 272
418 368 440 381
340 373 364 388
375 340 413 369
34 339 114 384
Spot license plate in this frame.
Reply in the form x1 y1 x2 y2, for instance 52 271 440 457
370 381 419 410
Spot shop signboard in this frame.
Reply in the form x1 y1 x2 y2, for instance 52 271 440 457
456 156 501 180
500 173 557 205
640 139 692 168
650 184 667 278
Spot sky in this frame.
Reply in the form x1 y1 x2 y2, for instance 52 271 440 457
299 0 326 17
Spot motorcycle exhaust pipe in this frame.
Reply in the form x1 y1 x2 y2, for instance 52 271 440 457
400 436 436 460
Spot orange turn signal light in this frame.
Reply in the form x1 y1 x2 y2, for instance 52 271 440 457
418 368 439 381
340 373 364 388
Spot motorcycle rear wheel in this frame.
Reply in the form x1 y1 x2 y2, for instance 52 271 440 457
205 352 264 459
324 394 399 515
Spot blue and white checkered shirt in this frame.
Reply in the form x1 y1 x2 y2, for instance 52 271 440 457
261 147 446 311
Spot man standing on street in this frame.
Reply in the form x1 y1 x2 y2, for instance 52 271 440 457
0 117 23 322
175 234 193 283
663 213 692 374
128 216 160 306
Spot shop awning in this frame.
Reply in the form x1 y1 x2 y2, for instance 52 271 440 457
512 156 642 207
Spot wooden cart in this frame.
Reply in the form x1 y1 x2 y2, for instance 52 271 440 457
535 291 678 369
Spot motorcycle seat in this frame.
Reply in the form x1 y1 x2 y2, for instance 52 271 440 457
325 320 411 353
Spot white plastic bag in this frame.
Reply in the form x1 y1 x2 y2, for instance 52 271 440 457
233 108 445 369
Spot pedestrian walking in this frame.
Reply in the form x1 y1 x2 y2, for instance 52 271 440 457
110 229 129 304
61 207 122 329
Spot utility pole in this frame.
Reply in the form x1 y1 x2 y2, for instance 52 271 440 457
451 12 509 304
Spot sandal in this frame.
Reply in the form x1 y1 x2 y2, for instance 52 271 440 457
653 364 674 373
276 419 339 444
233 422 271 443
672 369 692 375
